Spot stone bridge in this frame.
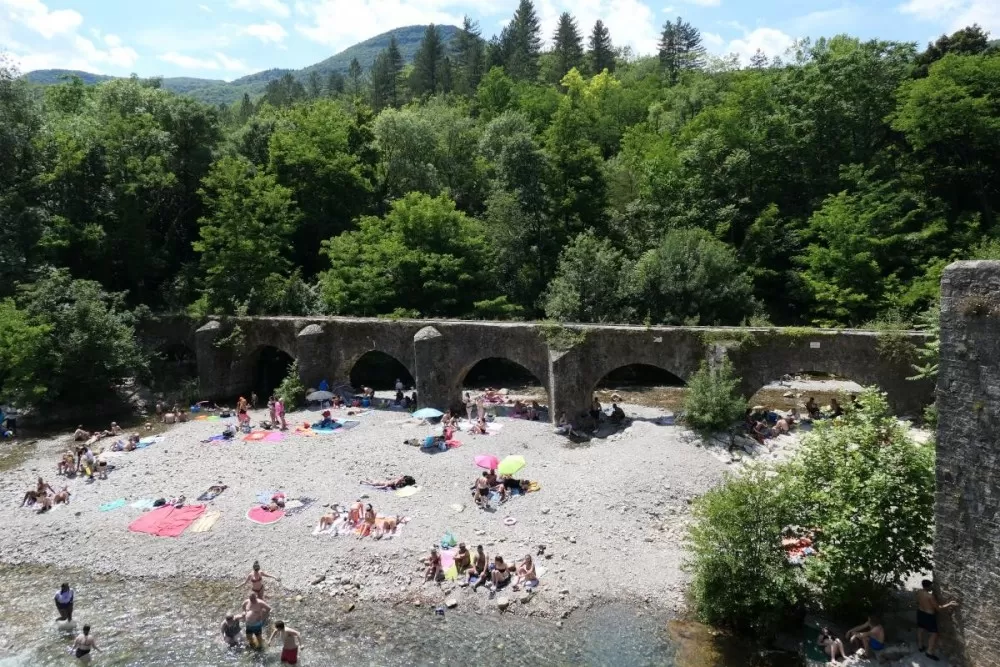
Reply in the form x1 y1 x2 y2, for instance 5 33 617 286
138 316 932 420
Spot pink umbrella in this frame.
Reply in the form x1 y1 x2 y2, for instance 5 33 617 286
474 454 499 470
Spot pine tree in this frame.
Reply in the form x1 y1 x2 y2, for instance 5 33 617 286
370 52 391 112
386 36 405 106
238 92 253 121
454 15 486 96
410 24 445 96
658 17 704 84
749 49 769 69
552 12 584 81
587 20 615 75
506 0 542 81
348 58 363 96
307 70 322 98
326 71 345 96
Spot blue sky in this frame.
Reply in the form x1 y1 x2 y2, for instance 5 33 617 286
1 0 997 80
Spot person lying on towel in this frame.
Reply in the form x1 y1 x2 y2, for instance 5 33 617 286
361 475 416 490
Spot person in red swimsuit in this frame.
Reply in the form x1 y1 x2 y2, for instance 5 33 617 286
268 620 301 664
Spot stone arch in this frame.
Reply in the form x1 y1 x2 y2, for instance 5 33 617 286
454 354 550 401
458 356 550 406
348 350 416 391
250 344 295 399
149 342 198 394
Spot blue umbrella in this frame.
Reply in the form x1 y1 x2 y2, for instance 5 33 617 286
413 407 444 419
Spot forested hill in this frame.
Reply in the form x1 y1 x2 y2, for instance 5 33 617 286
1 6 999 411
21 24 460 105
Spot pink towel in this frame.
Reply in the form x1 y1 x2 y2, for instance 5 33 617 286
128 504 206 537
247 506 284 524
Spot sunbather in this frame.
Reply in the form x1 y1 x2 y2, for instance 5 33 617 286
818 627 847 662
454 543 472 573
513 554 539 590
467 545 488 587
357 504 376 537
54 487 71 505
317 507 340 531
488 555 511 591
425 547 442 581
316 410 336 429
73 426 90 441
348 501 364 525
373 514 401 538
848 615 886 659
471 415 488 435
361 475 416 490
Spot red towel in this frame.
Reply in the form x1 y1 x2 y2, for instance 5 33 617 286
247 506 284 524
128 504 206 537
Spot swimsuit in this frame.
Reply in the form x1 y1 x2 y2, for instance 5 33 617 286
868 637 884 651
280 646 299 664
245 621 264 637
75 647 90 658
917 610 938 633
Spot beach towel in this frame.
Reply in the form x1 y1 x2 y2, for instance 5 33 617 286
197 485 227 502
128 504 206 537
394 485 421 498
292 427 318 437
441 548 460 581
247 506 284 524
201 434 228 443
283 497 316 517
189 510 222 533
243 431 268 442
137 436 162 449
99 498 126 512
262 432 283 442
130 498 156 510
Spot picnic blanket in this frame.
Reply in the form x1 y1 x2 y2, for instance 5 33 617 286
189 510 222 533
247 506 284 524
130 498 156 510
196 485 227 502
128 504 206 537
99 498 126 512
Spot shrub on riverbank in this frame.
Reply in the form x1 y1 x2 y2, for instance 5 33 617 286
275 360 306 408
686 388 935 631
682 358 747 435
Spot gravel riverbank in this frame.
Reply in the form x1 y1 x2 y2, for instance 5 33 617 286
0 403 729 618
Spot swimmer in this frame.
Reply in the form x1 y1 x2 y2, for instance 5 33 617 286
268 620 302 665
242 593 271 649
55 583 75 621
72 625 100 661
221 613 243 647
239 560 279 599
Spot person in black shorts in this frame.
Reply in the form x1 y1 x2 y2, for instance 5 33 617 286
221 614 242 647
917 579 959 660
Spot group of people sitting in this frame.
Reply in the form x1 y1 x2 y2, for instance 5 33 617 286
551 398 627 438
423 543 539 593
471 469 532 508
805 396 848 420
817 615 886 662
745 407 796 444
22 476 71 512
316 499 404 539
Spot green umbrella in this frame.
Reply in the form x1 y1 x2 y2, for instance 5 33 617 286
497 455 526 476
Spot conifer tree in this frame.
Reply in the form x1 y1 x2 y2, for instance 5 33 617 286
587 20 615 75
506 0 542 81
348 58 363 96
410 24 445 96
658 16 705 84
454 15 486 95
552 12 584 81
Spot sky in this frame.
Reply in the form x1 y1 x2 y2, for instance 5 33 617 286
1 0 998 81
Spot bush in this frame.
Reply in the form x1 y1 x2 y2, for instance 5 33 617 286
784 388 935 615
686 387 936 630
683 358 747 434
275 360 306 409
686 467 805 634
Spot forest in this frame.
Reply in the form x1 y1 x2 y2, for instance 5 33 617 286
1 0 999 406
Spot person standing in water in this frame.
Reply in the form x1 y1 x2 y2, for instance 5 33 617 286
239 560 279 599
54 582 74 621
242 593 272 649
221 613 243 647
268 620 302 664
72 625 100 661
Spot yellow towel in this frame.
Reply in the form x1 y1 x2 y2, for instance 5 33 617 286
189 510 222 533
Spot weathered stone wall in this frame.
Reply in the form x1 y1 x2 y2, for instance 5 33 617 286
138 316 931 421
935 261 1000 667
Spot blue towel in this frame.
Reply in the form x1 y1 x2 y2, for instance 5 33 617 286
100 498 126 512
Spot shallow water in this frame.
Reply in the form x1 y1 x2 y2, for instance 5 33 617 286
0 565 681 667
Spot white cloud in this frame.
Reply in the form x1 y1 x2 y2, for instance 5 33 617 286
245 20 288 43
73 35 138 67
702 31 724 48
294 0 464 50
103 33 122 48
899 0 1000 40
680 0 720 6
726 27 794 63
0 0 83 39
158 50 250 73
229 0 291 17
535 0 662 57
199 4 212 11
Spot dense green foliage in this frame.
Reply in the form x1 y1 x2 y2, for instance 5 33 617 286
687 389 936 632
275 360 307 409
682 358 747 434
2 12 1000 406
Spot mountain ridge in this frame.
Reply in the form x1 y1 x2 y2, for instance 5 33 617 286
22 24 461 105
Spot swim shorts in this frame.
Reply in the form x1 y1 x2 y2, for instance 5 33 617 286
917 610 939 633
280 647 299 664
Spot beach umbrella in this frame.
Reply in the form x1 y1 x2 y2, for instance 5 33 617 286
474 454 500 470
413 407 444 419
497 455 526 476
307 390 335 401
